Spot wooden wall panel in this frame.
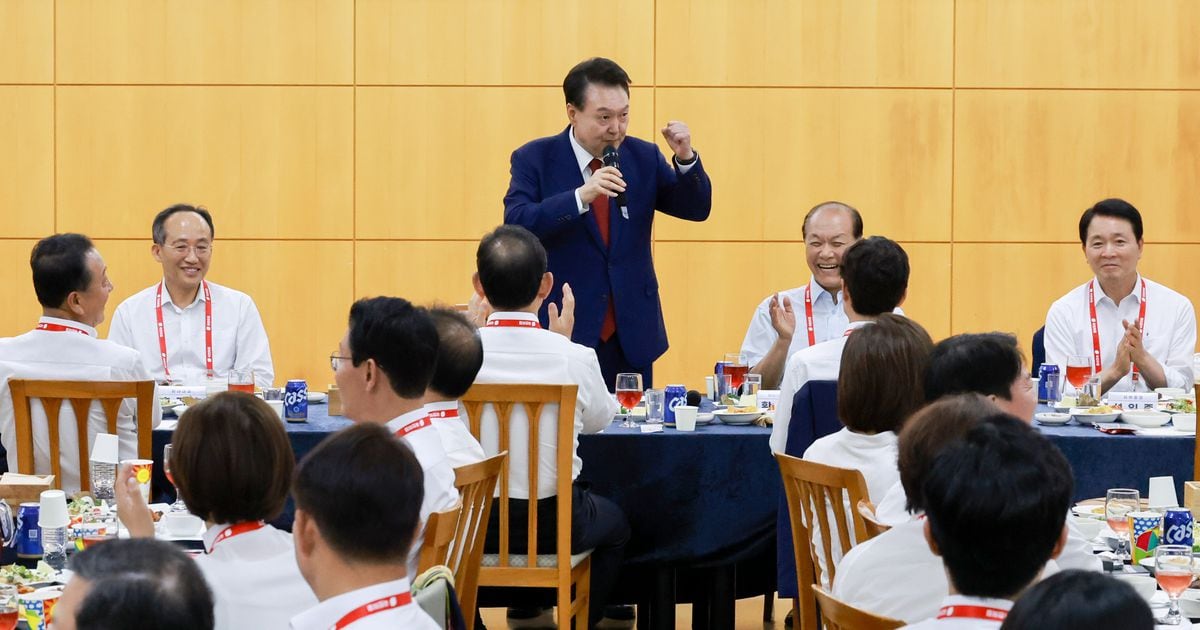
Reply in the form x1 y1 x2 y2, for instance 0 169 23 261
0 240 42 339
55 86 354 239
954 91 1200 243
0 87 54 238
655 0 953 87
56 0 353 84
355 241 478 306
0 0 53 83
956 0 1200 89
653 88 953 242
355 0 654 85
355 86 654 240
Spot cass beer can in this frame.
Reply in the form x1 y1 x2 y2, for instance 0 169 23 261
1164 507 1194 547
16 503 41 558
284 379 308 421
663 384 687 425
1037 364 1061 404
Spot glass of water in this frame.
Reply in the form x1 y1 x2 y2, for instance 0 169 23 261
645 389 665 424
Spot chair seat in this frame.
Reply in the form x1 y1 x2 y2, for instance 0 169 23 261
481 549 592 569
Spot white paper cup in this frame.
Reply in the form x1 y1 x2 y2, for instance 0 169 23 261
90 433 120 465
267 400 284 419
38 490 68 528
675 405 698 432
1148 476 1179 510
121 459 154 503
18 588 61 630
1174 413 1197 433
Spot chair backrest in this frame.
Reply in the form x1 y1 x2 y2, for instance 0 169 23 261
1031 326 1046 378
812 584 905 630
857 499 891 539
419 502 463 576
8 379 156 491
440 453 505 630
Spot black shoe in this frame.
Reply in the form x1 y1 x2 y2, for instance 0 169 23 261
506 607 555 629
603 606 635 621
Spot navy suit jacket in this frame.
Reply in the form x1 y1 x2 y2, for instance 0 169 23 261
503 127 712 367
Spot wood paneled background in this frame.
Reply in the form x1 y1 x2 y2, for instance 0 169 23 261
3 0 1198 388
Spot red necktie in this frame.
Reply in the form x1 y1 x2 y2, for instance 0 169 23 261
587 158 617 341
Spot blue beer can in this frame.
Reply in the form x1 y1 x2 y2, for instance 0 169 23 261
1037 364 1061 404
284 379 308 421
1164 507 1194 547
663 384 687 425
16 503 41 558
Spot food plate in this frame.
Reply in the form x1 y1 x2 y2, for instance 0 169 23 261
695 413 715 426
1120 409 1171 428
1034 412 1072 426
713 410 760 425
1071 503 1105 519
1070 407 1121 425
307 392 327 404
173 404 189 417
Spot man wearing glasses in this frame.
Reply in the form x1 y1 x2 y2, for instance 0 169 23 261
109 204 274 388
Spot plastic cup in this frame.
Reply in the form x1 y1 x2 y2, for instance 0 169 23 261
89 433 119 465
18 588 60 630
675 406 698 432
645 389 665 424
1149 476 1179 510
37 491 68 529
121 459 153 503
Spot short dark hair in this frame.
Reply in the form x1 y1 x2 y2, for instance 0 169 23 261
172 392 294 524
801 201 864 239
925 333 1026 403
70 538 214 630
924 415 1073 599
840 236 909 315
293 423 424 564
347 297 439 399
152 204 215 245
837 314 932 434
897 394 995 514
1078 198 1143 244
563 57 631 109
999 570 1154 630
428 308 483 398
30 233 95 309
476 225 547 311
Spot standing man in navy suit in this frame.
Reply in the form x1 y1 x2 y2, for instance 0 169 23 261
503 57 713 389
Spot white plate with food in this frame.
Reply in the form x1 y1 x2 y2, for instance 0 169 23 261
1071 503 1106 520
1120 409 1172 428
1035 412 1072 426
714 408 761 425
307 392 327 404
1070 406 1121 425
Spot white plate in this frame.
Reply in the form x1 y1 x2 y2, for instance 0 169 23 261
1069 407 1121 425
307 392 327 404
172 404 189 417
695 413 715 426
1071 503 1105 519
1121 410 1172 428
1035 412 1072 426
714 410 760 425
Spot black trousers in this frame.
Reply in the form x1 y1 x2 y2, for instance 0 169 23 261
595 331 653 391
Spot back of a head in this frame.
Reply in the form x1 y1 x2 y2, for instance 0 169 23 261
925 333 1024 402
897 394 996 514
348 297 439 399
999 570 1153 630
428 307 484 399
172 391 294 525
30 233 95 309
293 423 424 565
71 538 214 630
923 415 1073 599
837 313 932 434
562 57 631 108
840 236 909 316
476 225 548 311
1078 197 1143 244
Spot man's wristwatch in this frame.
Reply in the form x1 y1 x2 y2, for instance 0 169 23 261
675 151 698 166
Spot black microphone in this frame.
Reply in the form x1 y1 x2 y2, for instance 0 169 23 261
602 145 628 211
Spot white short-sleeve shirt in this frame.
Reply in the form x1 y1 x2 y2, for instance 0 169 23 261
197 522 318 630
386 408 460 579
288 577 438 630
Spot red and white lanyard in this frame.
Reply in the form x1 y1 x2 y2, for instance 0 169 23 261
803 285 816 346
331 591 413 629
393 415 432 438
206 521 264 554
155 281 214 379
427 407 459 421
937 604 1008 622
485 318 540 329
35 322 90 336
1088 279 1147 383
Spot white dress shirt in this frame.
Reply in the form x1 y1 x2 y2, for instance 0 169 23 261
423 400 486 470
741 278 850 369
0 316 161 494
197 522 318 630
289 577 438 630
474 311 617 500
1044 275 1196 392
899 594 1013 629
108 280 275 388
568 127 695 215
385 408 460 579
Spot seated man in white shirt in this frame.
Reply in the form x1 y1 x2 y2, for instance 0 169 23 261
290 423 439 630
331 297 459 580
898 414 1072 629
421 307 486 469
108 204 275 388
471 225 626 627
1044 198 1196 393
0 234 160 494
773 235 910 453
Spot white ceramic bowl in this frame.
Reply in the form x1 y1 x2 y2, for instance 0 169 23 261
1120 409 1172 428
1069 407 1120 425
1113 573 1158 604
1173 413 1197 433
172 404 189 417
1034 412 1071 426
1069 515 1104 540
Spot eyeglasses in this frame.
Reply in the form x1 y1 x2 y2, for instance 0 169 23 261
329 353 352 371
168 243 212 257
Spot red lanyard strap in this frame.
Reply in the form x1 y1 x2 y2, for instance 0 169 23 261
207 521 264 553
803 286 816 346
394 416 432 438
427 408 459 420
332 592 413 629
156 281 214 379
35 323 89 336
1088 279 1147 382
485 318 540 329
937 605 1008 621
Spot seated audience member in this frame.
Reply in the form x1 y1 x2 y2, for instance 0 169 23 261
422 307 487 468
115 392 316 629
471 225 626 626
899 415 1074 629
109 204 275 387
0 234 159 494
1044 198 1196 393
332 297 459 579
53 538 215 630
289 423 439 630
999 570 1154 630
773 235 910 453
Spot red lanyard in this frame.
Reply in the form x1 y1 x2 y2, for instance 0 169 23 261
1088 279 1147 383
937 605 1008 622
155 281 214 379
427 407 459 420
803 286 816 346
207 521 264 553
393 416 432 438
485 318 540 329
35 322 90 336
332 591 413 629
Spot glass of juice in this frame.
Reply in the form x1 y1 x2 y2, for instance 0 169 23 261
615 373 643 428
724 353 748 390
227 369 255 394
0 584 15 630
164 444 187 513
1066 355 1092 391
1155 544 1195 625
1105 488 1140 562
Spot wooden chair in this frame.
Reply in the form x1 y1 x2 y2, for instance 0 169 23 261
461 384 590 629
776 453 872 630
857 499 891 539
418 502 463 575
812 585 904 630
8 379 156 491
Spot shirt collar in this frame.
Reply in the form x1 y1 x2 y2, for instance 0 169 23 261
568 126 599 175
385 408 428 434
289 577 414 630
940 594 1013 613
36 316 97 338
423 400 459 413
158 278 209 309
485 311 541 325
807 276 841 305
201 521 267 553
1091 274 1145 307
845 320 873 332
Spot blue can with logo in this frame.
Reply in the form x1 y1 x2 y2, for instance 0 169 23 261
284 379 308 421
16 503 41 558
663 384 687 425
1164 507 1194 547
1037 364 1061 404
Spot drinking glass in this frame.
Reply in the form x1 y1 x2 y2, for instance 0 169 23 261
0 584 16 630
644 389 665 424
741 374 762 407
227 369 255 394
164 444 187 513
1155 545 1195 625
1066 355 1092 390
615 373 643 428
1106 488 1140 562
724 353 748 390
